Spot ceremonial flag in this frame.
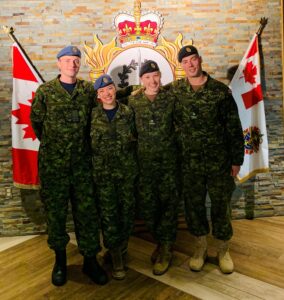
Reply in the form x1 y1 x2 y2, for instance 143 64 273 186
11 42 43 189
230 33 269 183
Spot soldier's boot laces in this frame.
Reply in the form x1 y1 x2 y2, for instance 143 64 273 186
52 250 67 286
83 256 109 285
218 240 234 274
189 235 207 271
151 244 161 264
110 247 126 280
153 244 173 276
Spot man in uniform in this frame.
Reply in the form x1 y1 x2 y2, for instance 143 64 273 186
171 45 244 273
128 60 179 276
31 45 108 286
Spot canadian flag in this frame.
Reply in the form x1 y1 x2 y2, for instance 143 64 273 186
11 42 43 189
230 34 269 183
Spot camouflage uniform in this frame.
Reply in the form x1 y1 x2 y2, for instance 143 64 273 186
31 76 101 257
90 102 137 250
128 88 179 245
171 73 244 241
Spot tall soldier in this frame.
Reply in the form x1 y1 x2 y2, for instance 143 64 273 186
30 46 108 286
171 45 244 273
128 60 179 276
91 74 137 280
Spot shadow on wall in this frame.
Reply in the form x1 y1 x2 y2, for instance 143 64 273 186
21 189 75 232
21 189 46 228
227 65 239 82
232 184 255 220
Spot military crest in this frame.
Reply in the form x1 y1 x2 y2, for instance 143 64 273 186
84 0 193 87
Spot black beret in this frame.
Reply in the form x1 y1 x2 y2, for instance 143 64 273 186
139 60 160 77
178 45 199 63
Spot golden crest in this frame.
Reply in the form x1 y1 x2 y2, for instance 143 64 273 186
185 47 191 53
84 1 193 81
151 63 156 69
72 46 79 54
103 77 109 83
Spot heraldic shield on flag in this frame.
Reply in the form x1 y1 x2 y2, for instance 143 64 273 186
230 33 269 183
11 42 43 189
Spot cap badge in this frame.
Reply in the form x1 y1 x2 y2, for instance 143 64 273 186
72 47 79 54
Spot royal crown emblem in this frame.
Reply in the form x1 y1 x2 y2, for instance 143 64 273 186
114 0 163 48
84 0 193 84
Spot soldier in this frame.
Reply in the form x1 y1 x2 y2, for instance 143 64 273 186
171 45 244 273
30 45 108 286
91 74 137 280
128 60 179 276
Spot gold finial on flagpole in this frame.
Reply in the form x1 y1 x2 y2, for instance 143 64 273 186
3 25 45 82
2 25 14 34
2 26 16 42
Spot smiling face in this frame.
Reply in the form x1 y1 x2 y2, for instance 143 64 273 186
97 84 116 109
181 54 203 79
57 56 81 82
140 71 161 95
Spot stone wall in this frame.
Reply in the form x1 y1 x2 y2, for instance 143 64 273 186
0 0 283 236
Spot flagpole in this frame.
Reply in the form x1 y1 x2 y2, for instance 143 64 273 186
255 18 268 99
256 17 268 36
3 26 45 82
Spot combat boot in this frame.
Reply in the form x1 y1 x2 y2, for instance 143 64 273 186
83 256 109 285
52 250 67 286
151 244 160 264
217 240 234 274
189 235 207 271
153 244 173 275
110 247 126 280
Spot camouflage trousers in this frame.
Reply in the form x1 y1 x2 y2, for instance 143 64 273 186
95 172 137 250
39 163 101 257
138 156 178 244
182 168 236 241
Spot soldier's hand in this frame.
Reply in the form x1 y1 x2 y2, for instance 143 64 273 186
231 165 241 177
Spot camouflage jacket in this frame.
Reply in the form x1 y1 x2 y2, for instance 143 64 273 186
170 74 244 167
31 76 96 162
128 87 177 158
90 102 137 175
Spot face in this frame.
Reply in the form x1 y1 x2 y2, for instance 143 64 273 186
57 56 80 80
181 54 203 78
140 71 161 95
97 84 116 108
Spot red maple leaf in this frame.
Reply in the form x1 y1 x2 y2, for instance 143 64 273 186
243 61 257 85
12 92 37 141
